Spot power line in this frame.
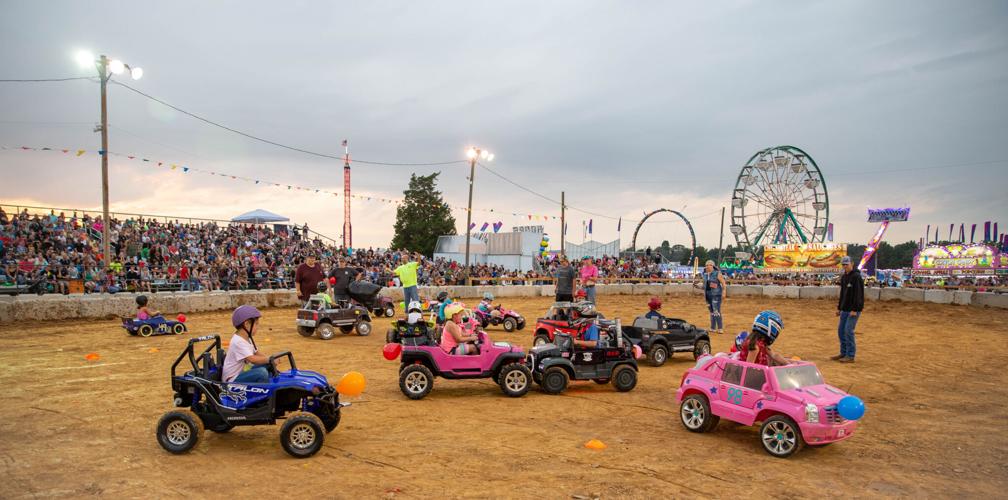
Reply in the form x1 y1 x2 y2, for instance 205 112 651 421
0 76 93 82
109 80 466 167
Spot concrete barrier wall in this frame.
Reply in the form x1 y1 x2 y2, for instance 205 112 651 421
1 285 1005 323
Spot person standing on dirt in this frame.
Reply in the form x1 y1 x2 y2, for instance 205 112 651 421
294 254 324 302
834 256 864 363
555 255 576 302
394 252 421 305
328 256 363 302
700 260 726 334
579 256 599 304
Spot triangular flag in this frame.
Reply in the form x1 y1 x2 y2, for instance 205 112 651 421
182 167 189 172
76 150 85 156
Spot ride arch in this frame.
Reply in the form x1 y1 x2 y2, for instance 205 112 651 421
629 209 697 265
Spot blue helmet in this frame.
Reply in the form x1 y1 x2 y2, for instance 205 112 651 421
751 310 783 345
734 331 749 350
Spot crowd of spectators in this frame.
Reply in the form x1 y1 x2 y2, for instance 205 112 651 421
1 207 1003 295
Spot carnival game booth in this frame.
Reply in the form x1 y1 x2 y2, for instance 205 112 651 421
433 229 544 272
756 243 847 274
912 244 1004 277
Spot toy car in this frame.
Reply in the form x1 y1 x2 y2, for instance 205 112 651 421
155 334 354 458
296 281 379 339
527 319 638 394
532 301 607 346
372 295 396 318
386 329 530 400
621 315 711 366
676 356 862 458
122 314 188 337
473 305 526 332
385 315 438 345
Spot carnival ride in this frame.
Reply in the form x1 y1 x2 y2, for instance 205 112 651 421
729 146 829 253
629 209 697 265
857 207 910 272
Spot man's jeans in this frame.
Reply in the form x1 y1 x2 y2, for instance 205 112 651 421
707 295 723 330
838 311 859 359
403 285 419 306
584 285 596 304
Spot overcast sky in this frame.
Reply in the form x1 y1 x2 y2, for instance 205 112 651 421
1 0 1005 250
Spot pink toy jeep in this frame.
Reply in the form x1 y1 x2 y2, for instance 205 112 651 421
676 356 861 458
390 330 531 400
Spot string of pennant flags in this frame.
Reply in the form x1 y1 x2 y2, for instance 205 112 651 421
2 145 567 222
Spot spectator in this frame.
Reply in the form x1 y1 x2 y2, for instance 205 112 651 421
294 254 325 301
555 255 576 302
834 256 864 363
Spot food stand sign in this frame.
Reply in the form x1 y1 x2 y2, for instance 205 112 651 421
759 243 846 273
913 244 1000 276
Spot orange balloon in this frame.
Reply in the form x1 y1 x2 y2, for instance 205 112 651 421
584 439 607 450
336 371 367 397
84 352 100 361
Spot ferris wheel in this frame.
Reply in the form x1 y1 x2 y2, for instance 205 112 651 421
729 145 829 250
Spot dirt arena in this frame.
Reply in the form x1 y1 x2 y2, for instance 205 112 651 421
1 294 1006 498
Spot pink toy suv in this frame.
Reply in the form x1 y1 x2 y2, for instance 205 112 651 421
676 356 863 458
388 330 531 400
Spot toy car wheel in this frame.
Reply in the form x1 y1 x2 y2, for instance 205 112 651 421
517 320 526 330
320 410 341 433
156 409 204 454
139 324 154 337
760 415 805 458
386 329 396 343
498 363 532 397
339 325 355 334
356 320 372 336
317 323 337 340
693 339 711 360
173 323 186 335
541 366 569 394
680 394 719 433
384 306 395 317
399 364 434 400
297 326 315 337
502 317 517 332
533 334 550 347
647 344 669 367
611 365 637 392
280 411 326 458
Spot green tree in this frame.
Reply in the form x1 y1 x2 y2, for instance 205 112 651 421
390 172 456 256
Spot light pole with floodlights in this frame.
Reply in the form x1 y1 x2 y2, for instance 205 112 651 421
464 147 494 283
75 50 142 268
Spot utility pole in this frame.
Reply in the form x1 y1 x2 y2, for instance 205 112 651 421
342 139 351 250
717 206 725 264
560 191 565 256
98 55 111 268
464 155 476 284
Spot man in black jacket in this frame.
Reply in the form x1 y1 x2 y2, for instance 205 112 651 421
834 256 864 363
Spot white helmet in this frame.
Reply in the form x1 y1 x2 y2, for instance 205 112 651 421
407 300 422 313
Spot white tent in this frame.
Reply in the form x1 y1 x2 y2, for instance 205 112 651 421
231 209 290 224
565 239 620 259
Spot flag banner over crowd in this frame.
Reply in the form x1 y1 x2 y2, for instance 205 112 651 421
1 145 565 222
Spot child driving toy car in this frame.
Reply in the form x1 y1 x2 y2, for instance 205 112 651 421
738 310 794 366
570 303 603 348
136 295 160 320
478 292 503 320
222 305 274 383
440 304 480 355
644 297 666 321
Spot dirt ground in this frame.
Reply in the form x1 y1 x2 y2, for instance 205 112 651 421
1 294 1006 499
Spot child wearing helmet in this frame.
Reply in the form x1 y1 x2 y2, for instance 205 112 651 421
313 280 334 307
135 295 160 320
739 311 792 366
571 302 602 348
478 292 502 320
644 297 665 321
440 304 479 355
728 331 749 360
222 305 273 383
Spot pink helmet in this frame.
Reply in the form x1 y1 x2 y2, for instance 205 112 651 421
232 305 261 328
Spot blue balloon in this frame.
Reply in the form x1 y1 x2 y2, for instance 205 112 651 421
836 395 865 420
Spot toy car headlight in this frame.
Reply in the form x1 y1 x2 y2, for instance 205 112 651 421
805 403 820 423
